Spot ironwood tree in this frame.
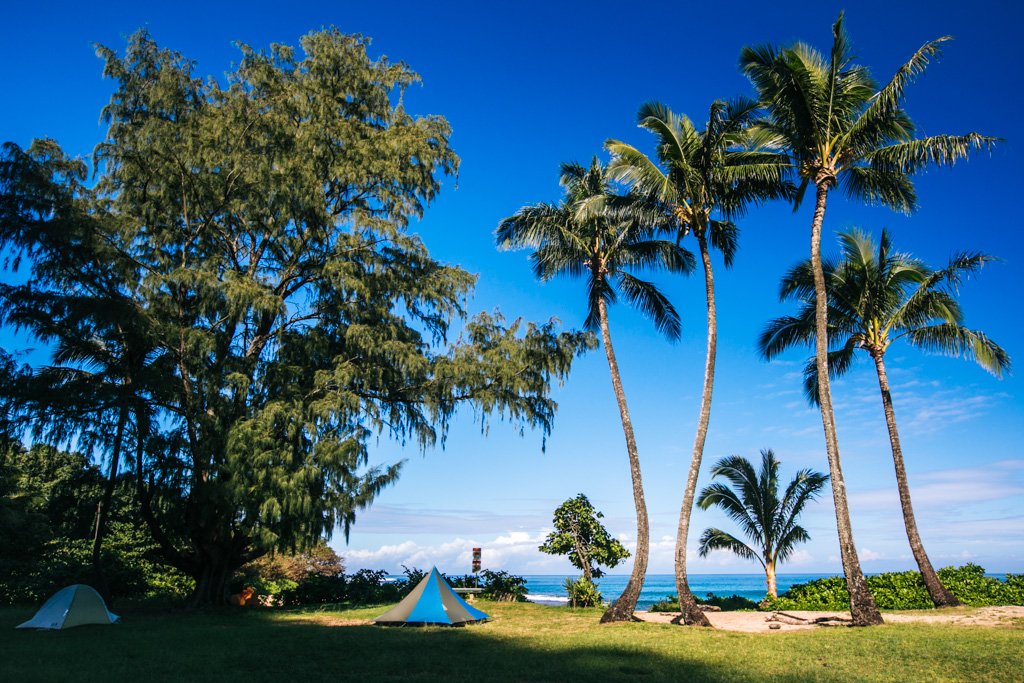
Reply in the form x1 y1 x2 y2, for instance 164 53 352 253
0 29 593 606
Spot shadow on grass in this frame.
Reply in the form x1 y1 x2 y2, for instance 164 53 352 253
0 605 834 683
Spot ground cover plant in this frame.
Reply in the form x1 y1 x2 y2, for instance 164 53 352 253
2 600 1021 683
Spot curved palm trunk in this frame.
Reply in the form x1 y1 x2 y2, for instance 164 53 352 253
672 232 713 627
596 297 649 624
810 182 883 626
870 351 961 607
90 403 129 601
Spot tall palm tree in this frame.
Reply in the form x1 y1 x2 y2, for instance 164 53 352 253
497 157 695 622
740 12 997 625
759 228 1009 607
697 449 828 598
606 100 790 625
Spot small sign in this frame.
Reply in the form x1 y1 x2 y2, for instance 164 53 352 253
472 547 481 573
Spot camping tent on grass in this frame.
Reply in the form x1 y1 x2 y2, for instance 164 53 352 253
374 567 489 626
16 584 120 630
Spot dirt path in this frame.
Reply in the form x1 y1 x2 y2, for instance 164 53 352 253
634 606 1024 633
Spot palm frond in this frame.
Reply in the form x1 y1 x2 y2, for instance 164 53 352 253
802 341 858 406
866 134 999 174
615 272 681 341
697 528 763 567
906 324 1011 378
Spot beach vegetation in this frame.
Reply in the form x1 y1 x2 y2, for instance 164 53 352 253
564 576 603 608
539 493 629 582
497 159 694 622
696 449 828 597
605 100 790 626
650 593 759 612
760 228 1009 607
762 564 1024 611
740 11 997 625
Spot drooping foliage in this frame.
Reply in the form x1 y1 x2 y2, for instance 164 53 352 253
0 29 593 605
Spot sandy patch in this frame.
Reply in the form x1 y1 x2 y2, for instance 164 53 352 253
634 606 1024 633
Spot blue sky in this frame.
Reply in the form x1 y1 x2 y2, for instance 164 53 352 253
2 0 1022 577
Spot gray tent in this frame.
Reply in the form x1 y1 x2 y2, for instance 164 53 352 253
374 567 489 626
16 584 120 630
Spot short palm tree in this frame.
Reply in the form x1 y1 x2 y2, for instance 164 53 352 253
740 12 997 625
759 228 1009 607
497 157 694 622
606 99 790 625
697 449 828 598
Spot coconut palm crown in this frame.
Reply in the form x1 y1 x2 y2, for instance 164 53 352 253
697 449 828 598
759 227 1009 606
604 99 791 626
496 157 694 623
740 11 997 626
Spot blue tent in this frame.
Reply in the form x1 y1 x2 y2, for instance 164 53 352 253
374 567 489 626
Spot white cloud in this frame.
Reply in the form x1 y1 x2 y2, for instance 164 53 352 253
859 547 882 561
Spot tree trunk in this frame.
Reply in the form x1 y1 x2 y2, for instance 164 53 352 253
809 181 883 626
90 404 129 601
766 559 777 598
186 548 236 608
596 297 649 624
871 351 960 607
672 232 714 627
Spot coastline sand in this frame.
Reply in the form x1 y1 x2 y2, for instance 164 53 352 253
634 606 1024 632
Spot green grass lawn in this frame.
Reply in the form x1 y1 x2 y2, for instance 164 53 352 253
1 601 1020 682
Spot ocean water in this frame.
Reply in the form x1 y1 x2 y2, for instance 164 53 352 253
523 574 829 609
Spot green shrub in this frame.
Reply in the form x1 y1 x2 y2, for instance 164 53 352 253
702 593 760 611
649 593 759 612
480 569 528 602
760 564 1024 611
649 595 678 612
563 577 602 607
280 574 346 605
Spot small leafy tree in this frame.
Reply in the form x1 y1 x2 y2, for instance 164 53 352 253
539 493 629 582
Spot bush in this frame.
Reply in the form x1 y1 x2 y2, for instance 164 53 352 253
479 570 528 602
649 595 679 612
564 577 602 607
760 564 1024 611
0 522 193 605
280 574 346 605
344 568 403 604
649 593 759 612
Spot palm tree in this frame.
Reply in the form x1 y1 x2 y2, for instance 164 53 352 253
697 449 828 598
497 157 695 622
606 100 790 625
740 12 997 625
759 228 1009 607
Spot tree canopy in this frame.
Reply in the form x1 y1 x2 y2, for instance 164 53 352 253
0 28 594 605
